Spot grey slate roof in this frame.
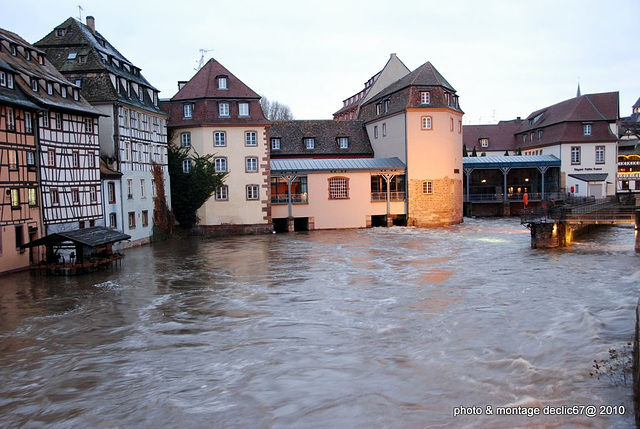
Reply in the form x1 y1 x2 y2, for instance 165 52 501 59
463 155 561 169
22 226 131 249
271 157 405 174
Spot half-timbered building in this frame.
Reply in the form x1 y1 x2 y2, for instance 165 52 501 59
35 16 170 247
0 43 42 274
0 28 103 251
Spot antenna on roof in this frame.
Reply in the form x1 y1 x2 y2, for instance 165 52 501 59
195 49 213 71
78 5 84 21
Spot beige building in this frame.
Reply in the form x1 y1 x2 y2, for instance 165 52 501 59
163 58 271 234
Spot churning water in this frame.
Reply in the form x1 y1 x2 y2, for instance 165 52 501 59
0 218 638 428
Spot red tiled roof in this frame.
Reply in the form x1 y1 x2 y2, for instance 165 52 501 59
171 58 260 101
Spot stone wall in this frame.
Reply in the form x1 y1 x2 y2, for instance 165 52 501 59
408 177 463 226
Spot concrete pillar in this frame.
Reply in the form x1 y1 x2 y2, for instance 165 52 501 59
287 217 295 232
530 222 559 249
635 210 640 252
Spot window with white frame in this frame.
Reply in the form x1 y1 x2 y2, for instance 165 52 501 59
571 146 581 164
422 181 433 194
376 103 381 115
0 71 6 87
421 116 432 130
219 103 230 117
84 117 93 133
71 188 80 204
183 103 193 119
214 131 226 147
595 146 605 164
215 185 228 201
583 123 592 136
239 102 249 116
420 91 431 105
47 82 53 95
337 137 349 149
7 73 13 89
271 138 281 150
480 138 489 148
246 185 259 200
127 179 133 199
128 211 136 228
304 137 315 149
109 213 117 228
218 76 228 89
50 188 59 204
181 132 191 148
245 131 257 146
329 177 349 199
72 151 79 168
87 152 95 168
31 78 38 92
89 186 97 202
47 149 55 167
214 157 227 172
6 107 15 130
26 151 36 168
182 159 192 173
246 157 258 172
538 130 543 140
140 179 146 198
384 99 390 112
382 123 387 137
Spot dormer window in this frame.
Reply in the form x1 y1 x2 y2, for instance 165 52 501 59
376 103 381 115
304 137 315 150
25 50 31 61
337 137 349 149
31 78 38 92
420 91 431 105
445 92 451 106
538 130 543 140
78 55 87 64
139 87 145 102
384 99 390 113
56 28 66 37
583 123 592 136
10 45 17 56
68 52 77 60
480 138 489 148
0 71 6 88
47 82 53 95
219 102 229 117
73 89 79 101
217 76 228 89
239 102 249 117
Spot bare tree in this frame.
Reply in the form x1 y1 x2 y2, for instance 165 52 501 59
260 95 294 121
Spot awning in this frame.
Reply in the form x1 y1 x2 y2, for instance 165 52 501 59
21 227 131 249
567 173 609 183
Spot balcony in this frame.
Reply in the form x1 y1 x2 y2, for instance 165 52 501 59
271 193 308 204
371 191 405 202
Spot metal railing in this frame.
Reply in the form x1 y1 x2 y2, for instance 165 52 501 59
371 192 406 202
271 194 308 204
464 192 564 202
521 196 636 225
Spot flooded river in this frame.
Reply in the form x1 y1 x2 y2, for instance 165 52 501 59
0 218 638 428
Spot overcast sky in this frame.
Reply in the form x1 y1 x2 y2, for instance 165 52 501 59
3 0 638 123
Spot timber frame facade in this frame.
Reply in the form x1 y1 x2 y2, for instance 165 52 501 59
1 27 103 274
35 16 170 247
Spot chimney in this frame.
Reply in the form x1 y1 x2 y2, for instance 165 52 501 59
86 16 95 33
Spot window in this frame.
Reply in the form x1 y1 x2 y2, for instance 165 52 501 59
183 103 193 119
445 92 451 105
214 157 227 172
47 149 56 167
140 179 146 198
6 107 15 130
538 130 543 140
130 111 138 129
26 151 36 169
47 82 53 95
595 146 605 164
127 179 133 199
245 131 257 146
28 188 37 206
61 87 67 98
219 103 230 117
458 120 462 134
109 213 117 228
239 102 249 116
87 152 95 168
8 150 18 170
142 210 149 227
376 103 381 115
422 181 433 194
583 123 592 136
218 76 228 89
215 185 228 201
246 157 258 172
337 137 349 149
571 146 581 164
450 118 454 132
31 78 38 92
304 137 315 149
214 131 226 147
42 112 49 128
480 138 489 148
246 185 259 200
108 182 116 204
181 132 191 148
374 125 378 139
75 79 82 87
0 71 6 87
25 112 33 133
128 212 136 229
71 188 80 204
14 226 23 249
56 28 65 37
182 159 192 173
382 123 387 137
89 186 97 202
420 91 431 105
72 152 79 168
421 116 432 130
271 138 281 150
139 86 145 102
85 118 93 133
329 177 349 199
10 188 20 208
384 99 390 112
73 89 79 101
50 188 59 205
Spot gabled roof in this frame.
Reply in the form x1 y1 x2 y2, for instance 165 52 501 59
369 61 456 102
0 27 100 116
521 92 619 132
271 157 405 174
269 120 373 157
171 58 260 101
